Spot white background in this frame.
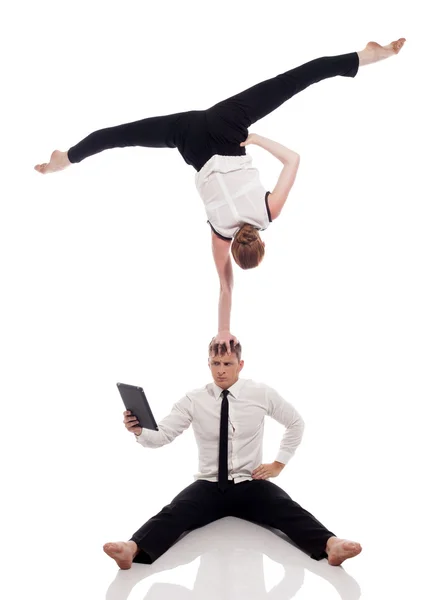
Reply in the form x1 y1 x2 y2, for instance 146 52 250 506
1 1 433 598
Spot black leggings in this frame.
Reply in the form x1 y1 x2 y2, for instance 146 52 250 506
68 52 359 172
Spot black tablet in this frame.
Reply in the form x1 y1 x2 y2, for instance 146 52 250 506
116 383 159 431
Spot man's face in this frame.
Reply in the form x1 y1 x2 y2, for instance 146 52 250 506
208 352 244 389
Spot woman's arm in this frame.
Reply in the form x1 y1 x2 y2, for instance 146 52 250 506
242 133 297 163
241 133 300 219
267 157 300 219
211 231 238 354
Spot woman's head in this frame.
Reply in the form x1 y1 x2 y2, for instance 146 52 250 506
231 224 265 269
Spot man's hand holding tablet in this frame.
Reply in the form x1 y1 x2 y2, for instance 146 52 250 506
123 410 142 436
117 383 159 435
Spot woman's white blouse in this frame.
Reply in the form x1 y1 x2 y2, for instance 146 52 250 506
195 154 272 240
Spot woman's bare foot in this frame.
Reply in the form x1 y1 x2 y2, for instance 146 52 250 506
326 537 362 566
358 38 406 66
103 541 138 570
34 150 71 174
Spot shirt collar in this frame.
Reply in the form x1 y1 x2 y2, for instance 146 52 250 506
212 378 244 400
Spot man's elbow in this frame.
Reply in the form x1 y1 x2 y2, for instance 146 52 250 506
142 431 172 448
297 416 305 438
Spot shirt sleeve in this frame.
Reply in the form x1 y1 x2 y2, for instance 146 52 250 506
135 395 192 449
265 385 305 464
265 191 272 223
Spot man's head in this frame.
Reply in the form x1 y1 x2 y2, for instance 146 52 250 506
231 224 265 269
208 339 244 389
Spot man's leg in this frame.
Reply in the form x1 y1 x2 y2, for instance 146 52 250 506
103 480 225 569
233 480 361 566
208 39 405 133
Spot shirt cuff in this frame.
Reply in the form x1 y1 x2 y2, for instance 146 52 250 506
135 429 149 443
275 450 292 465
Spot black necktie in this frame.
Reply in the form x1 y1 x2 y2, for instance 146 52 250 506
218 390 230 491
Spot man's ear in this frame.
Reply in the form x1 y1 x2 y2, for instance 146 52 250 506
239 360 245 371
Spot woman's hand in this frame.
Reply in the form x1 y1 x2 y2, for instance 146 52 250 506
240 133 259 147
210 331 239 356
252 461 285 480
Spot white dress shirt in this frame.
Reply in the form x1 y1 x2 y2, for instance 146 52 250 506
194 154 271 240
135 378 304 484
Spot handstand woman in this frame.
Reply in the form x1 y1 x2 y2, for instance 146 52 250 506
35 38 406 352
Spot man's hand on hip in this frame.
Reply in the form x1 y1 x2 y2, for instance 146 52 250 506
252 461 285 480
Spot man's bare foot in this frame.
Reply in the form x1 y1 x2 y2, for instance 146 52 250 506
34 150 71 175
326 537 362 566
103 541 138 570
358 38 406 66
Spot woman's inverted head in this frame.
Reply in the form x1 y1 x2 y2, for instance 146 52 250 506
231 224 265 269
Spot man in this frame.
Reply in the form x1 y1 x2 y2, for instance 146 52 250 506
104 340 362 569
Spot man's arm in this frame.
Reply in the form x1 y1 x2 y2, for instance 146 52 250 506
241 133 300 220
265 385 305 465
135 395 192 448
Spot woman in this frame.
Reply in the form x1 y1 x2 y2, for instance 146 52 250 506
35 39 406 352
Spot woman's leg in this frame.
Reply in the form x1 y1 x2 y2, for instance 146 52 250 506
67 112 183 163
209 53 359 132
209 38 405 133
35 111 186 174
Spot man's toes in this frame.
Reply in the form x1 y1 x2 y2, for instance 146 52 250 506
393 38 406 52
344 541 362 555
103 542 119 555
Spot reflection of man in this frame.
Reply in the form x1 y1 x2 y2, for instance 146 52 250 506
106 519 362 600
104 340 362 569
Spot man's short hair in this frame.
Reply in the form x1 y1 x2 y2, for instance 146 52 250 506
208 339 242 361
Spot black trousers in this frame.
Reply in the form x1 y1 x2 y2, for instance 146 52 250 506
130 479 336 564
68 52 359 172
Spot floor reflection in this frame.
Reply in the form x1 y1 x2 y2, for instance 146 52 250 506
106 517 361 599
